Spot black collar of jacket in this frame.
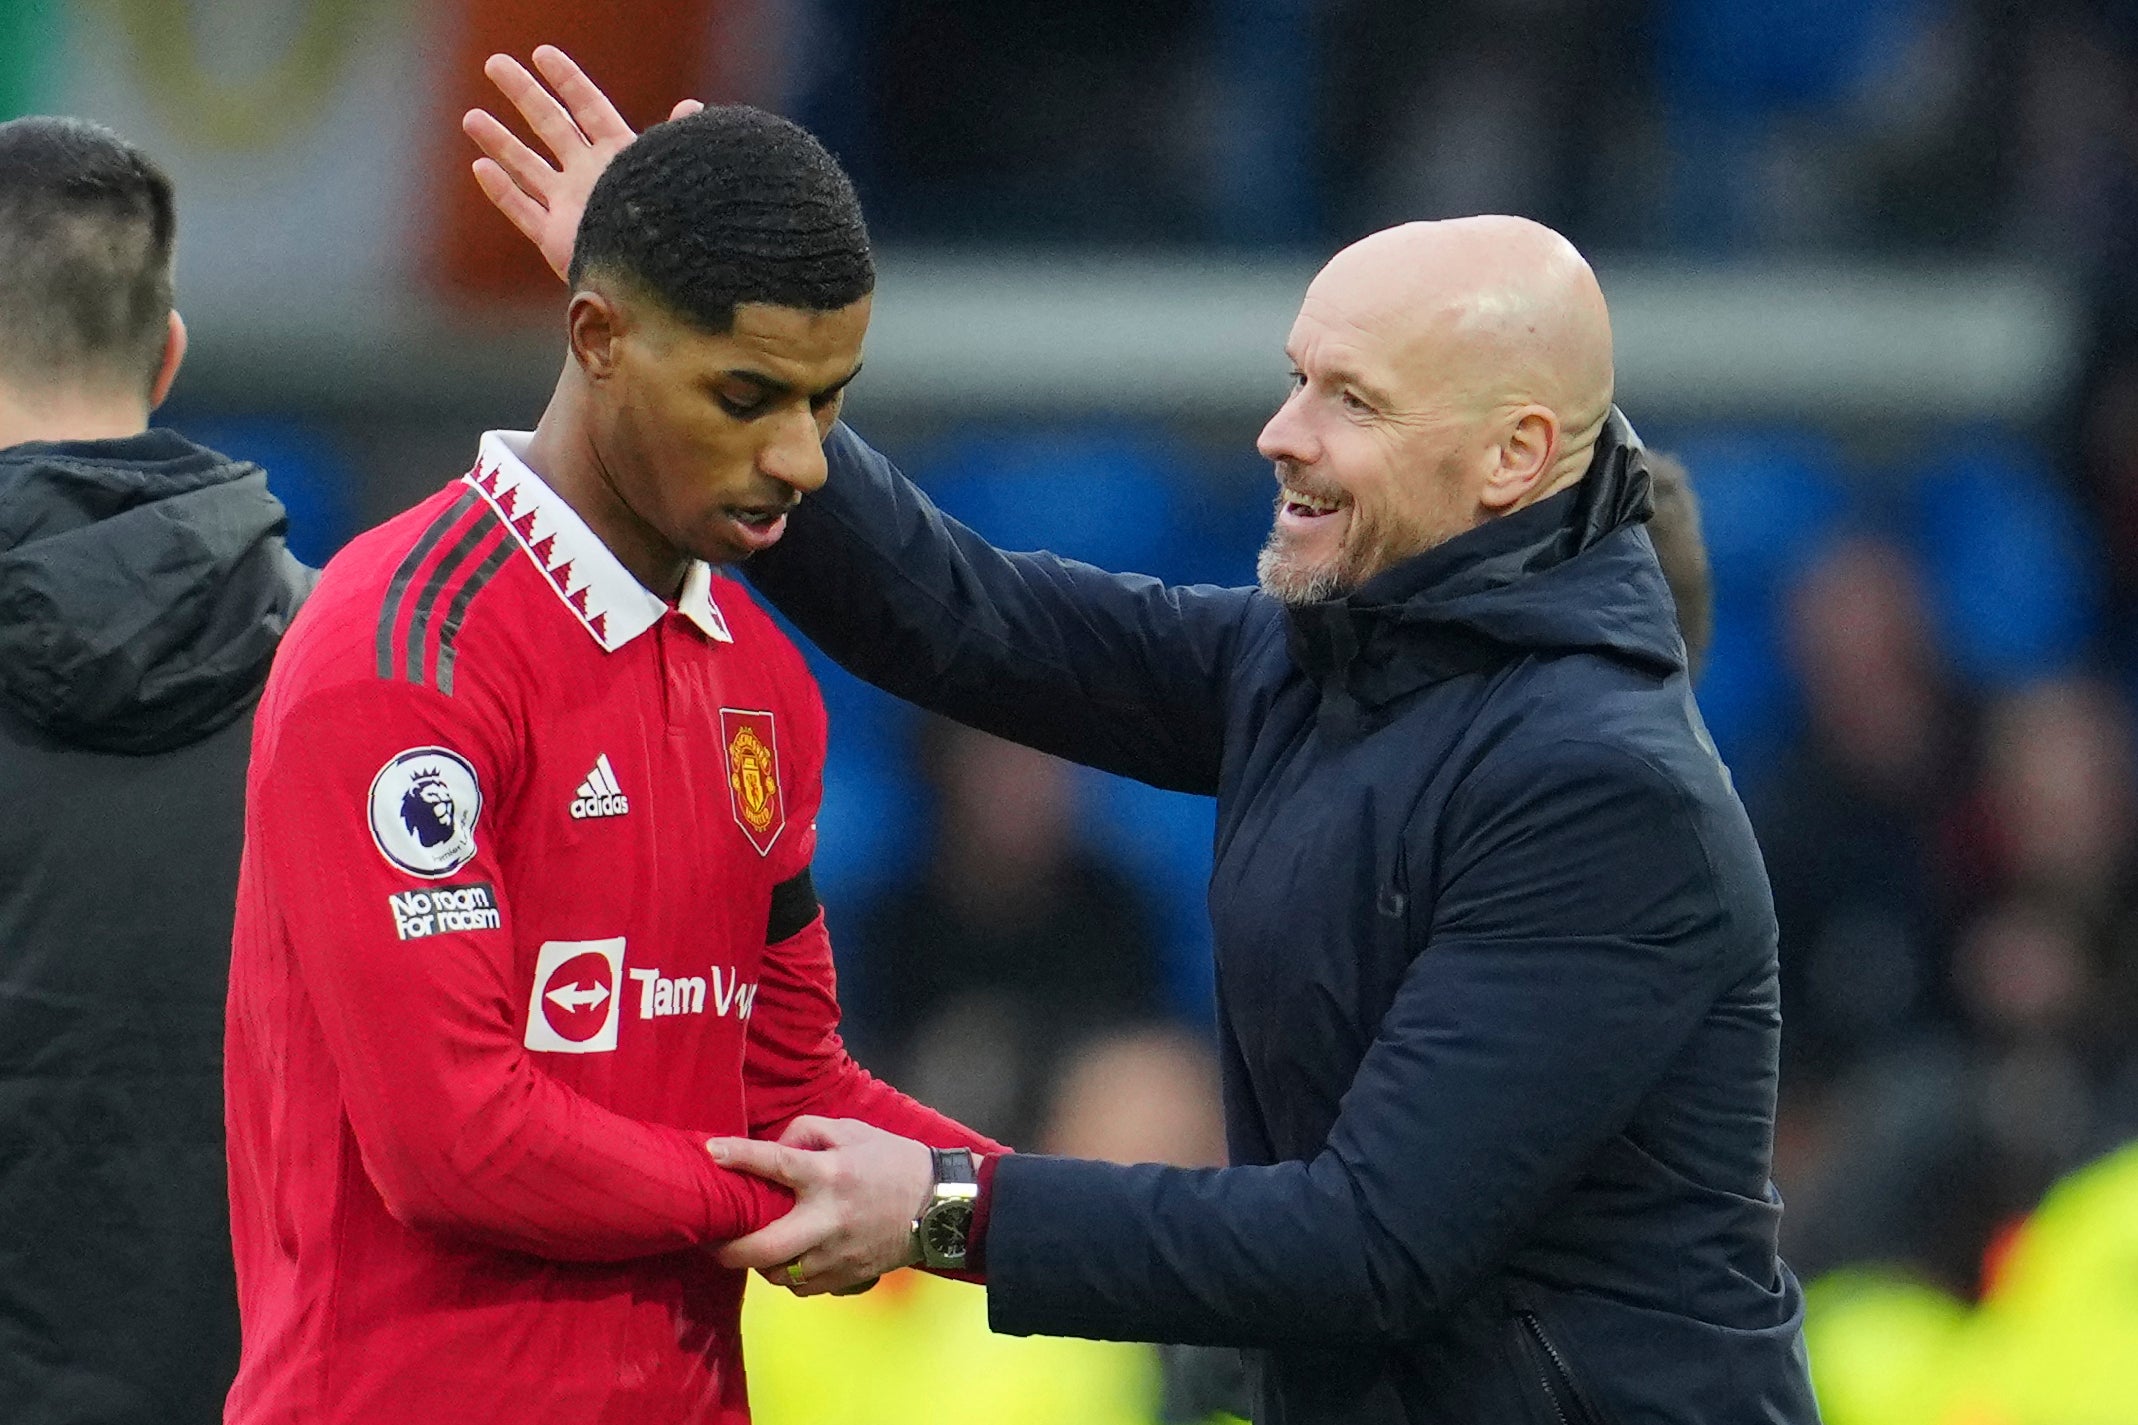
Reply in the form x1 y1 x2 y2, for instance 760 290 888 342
1282 407 1660 726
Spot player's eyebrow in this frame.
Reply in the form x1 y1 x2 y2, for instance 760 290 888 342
719 362 866 404
812 362 864 402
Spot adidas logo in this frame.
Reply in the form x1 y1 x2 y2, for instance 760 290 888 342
569 754 631 820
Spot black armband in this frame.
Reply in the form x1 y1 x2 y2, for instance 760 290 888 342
765 865 820 944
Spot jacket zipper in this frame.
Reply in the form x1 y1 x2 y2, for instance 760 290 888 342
1519 1312 1593 1425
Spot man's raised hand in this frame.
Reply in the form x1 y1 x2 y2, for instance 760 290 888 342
706 1117 935 1296
462 45 702 283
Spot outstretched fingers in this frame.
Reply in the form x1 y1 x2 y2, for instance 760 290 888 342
462 108 557 203
530 45 635 146
482 52 591 164
470 158 549 246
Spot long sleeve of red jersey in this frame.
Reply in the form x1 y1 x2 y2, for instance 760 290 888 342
744 887 1007 1159
251 679 792 1262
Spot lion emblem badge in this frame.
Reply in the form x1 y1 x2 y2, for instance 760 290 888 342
369 746 482 878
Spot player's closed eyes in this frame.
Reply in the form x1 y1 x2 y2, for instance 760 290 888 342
713 384 767 419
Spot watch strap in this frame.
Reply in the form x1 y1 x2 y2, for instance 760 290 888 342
913 1148 980 1270
931 1147 978 1187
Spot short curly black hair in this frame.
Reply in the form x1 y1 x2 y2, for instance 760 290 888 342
0 116 175 393
570 105 872 332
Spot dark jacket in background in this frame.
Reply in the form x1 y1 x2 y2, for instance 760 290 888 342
749 419 1820 1425
0 431 311 1425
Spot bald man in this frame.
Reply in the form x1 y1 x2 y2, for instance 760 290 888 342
727 224 1813 1425
470 70 1814 1424
1253 218 1615 604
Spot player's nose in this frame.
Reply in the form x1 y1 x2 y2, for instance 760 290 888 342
758 411 829 495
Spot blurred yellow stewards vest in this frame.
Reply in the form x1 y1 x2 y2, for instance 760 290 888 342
1943 1139 2138 1425
743 1269 1162 1424
1804 1140 2138 1425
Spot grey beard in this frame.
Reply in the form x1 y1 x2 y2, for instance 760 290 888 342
1256 537 1350 606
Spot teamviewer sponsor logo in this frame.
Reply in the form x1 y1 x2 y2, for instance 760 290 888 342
388 882 501 940
525 938 626 1054
569 754 630 820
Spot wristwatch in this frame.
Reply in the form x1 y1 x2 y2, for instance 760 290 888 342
912 1148 980 1270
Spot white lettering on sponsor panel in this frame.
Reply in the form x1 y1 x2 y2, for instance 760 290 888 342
711 965 757 1019
627 965 756 1021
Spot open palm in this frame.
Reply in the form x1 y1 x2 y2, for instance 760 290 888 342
461 45 701 284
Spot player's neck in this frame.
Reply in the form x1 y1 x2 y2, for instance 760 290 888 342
0 380 152 451
524 394 690 601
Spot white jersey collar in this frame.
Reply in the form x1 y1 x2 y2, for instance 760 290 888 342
466 430 732 651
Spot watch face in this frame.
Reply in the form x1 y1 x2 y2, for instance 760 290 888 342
924 1200 973 1262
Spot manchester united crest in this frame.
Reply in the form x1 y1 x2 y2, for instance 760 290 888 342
719 708 785 855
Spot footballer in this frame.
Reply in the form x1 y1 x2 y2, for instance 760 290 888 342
222 101 998 1423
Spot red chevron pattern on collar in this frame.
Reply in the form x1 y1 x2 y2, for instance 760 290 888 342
465 431 733 651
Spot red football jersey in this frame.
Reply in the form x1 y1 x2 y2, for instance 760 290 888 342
224 432 997 1424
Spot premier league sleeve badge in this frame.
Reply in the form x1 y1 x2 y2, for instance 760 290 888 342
368 746 483 878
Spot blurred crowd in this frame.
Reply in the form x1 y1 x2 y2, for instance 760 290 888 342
794 0 2138 274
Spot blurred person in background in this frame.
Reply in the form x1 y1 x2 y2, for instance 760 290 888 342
477 65 1814 1420
1645 451 1714 678
1756 538 1963 1114
0 117 311 1423
1785 893 2126 1295
1963 676 2138 923
852 716 1167 1146
744 1023 1239 1425
1784 675 2138 1301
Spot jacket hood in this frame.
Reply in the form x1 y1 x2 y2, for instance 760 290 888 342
1285 408 1684 709
0 429 314 753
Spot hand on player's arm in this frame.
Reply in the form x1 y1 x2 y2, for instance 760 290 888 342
462 44 698 282
705 1116 935 1296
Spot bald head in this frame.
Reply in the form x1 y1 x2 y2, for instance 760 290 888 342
1312 216 1613 452
1256 216 1617 603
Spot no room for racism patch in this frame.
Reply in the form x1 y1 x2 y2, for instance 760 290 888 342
388 881 501 941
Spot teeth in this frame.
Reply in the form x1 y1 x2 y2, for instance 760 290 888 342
1283 488 1340 514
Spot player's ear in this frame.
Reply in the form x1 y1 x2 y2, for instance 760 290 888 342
566 290 624 382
